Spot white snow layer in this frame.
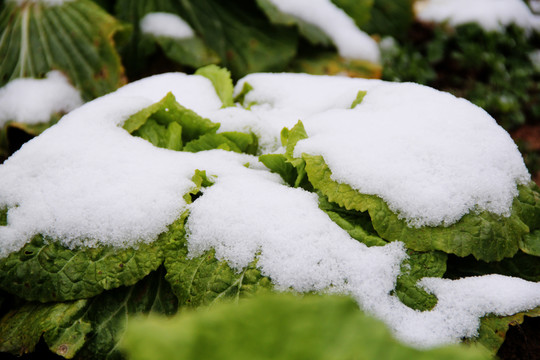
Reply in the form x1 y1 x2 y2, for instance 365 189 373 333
265 0 380 63
233 73 530 226
0 71 83 126
0 72 538 348
415 0 540 32
140 12 195 39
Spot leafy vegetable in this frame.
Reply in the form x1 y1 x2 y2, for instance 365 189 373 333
474 307 540 355
173 0 298 79
0 0 126 101
256 0 332 47
0 299 89 357
0 234 166 302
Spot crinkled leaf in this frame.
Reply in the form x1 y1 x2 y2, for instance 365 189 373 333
0 0 126 101
301 153 530 262
259 154 299 188
394 250 447 311
288 51 382 78
362 0 415 40
515 182 540 232
520 230 540 256
45 317 92 359
76 267 178 360
472 307 540 355
194 65 234 107
164 238 272 308
0 299 89 356
123 92 220 150
121 293 491 360
173 0 298 78
317 193 386 247
255 0 331 46
0 233 166 302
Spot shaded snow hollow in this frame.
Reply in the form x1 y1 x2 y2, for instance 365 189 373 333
415 0 540 32
0 71 83 126
0 72 538 348
140 12 195 39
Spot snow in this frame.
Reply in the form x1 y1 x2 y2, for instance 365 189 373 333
186 174 540 347
140 12 195 40
232 73 529 226
0 73 223 255
265 0 380 63
0 71 83 126
415 0 540 32
0 72 538 348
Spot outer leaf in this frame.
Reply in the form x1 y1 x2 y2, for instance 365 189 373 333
173 0 298 78
255 0 331 46
113 0 178 78
164 237 272 308
152 35 220 69
75 267 178 360
331 0 373 29
0 233 166 302
520 230 540 256
259 154 299 187
288 51 382 78
362 0 415 40
317 193 386 247
194 65 234 107
0 0 126 101
394 250 447 311
121 294 491 360
0 299 89 356
473 307 540 355
301 154 530 262
514 182 540 232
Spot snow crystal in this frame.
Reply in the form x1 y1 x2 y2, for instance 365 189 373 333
0 71 83 126
415 0 540 32
140 12 195 40
265 0 380 63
